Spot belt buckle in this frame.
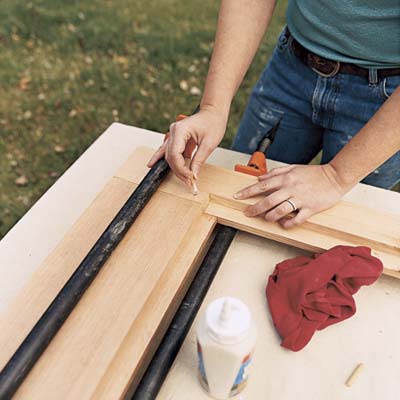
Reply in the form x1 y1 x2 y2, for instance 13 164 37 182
309 55 340 77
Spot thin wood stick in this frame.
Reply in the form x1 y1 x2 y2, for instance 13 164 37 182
345 363 364 387
191 177 199 196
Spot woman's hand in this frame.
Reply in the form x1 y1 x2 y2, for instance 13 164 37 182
233 163 350 228
147 105 227 187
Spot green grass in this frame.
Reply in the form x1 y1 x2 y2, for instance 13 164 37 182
0 0 287 238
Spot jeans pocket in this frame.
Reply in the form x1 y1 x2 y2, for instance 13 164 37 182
233 92 284 154
380 75 400 99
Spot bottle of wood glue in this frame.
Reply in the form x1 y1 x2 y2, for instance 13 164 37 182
196 297 257 399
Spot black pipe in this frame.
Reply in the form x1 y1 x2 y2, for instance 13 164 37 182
0 158 170 400
131 225 237 400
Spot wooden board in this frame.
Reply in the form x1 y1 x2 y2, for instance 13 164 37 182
0 176 216 399
117 147 400 278
1 145 399 399
206 202 400 279
92 214 215 399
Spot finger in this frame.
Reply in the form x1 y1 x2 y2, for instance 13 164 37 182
264 198 301 222
234 175 283 199
258 165 296 180
166 123 193 181
147 142 167 167
279 208 312 229
190 141 213 180
244 190 290 217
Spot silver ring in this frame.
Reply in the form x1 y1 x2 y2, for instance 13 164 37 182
286 199 297 212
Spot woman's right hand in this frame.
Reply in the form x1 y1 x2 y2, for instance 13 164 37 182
147 105 228 186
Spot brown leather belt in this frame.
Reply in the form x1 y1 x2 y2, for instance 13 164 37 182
284 29 400 79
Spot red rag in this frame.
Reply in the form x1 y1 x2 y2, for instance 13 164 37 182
266 245 383 352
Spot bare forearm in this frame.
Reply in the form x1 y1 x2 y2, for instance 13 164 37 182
330 87 400 190
201 0 276 116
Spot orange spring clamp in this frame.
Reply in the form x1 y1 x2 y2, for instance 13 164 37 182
234 124 279 177
234 151 267 177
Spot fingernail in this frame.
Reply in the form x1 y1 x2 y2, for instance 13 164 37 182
193 172 199 180
233 192 242 199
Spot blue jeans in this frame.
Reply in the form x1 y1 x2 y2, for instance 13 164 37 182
232 29 400 189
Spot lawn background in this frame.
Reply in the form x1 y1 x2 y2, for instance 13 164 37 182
0 0 287 238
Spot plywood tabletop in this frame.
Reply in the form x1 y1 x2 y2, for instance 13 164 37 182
157 232 400 400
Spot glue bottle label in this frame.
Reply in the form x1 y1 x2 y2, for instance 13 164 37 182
197 342 209 391
230 353 252 396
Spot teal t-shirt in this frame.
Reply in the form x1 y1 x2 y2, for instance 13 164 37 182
286 0 400 68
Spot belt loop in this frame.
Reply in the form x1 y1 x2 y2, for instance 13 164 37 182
368 68 378 85
287 35 293 50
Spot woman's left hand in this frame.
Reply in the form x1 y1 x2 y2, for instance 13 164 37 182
233 163 349 229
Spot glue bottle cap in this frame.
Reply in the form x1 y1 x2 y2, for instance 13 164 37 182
205 297 251 345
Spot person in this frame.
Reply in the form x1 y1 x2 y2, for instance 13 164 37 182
148 0 400 228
